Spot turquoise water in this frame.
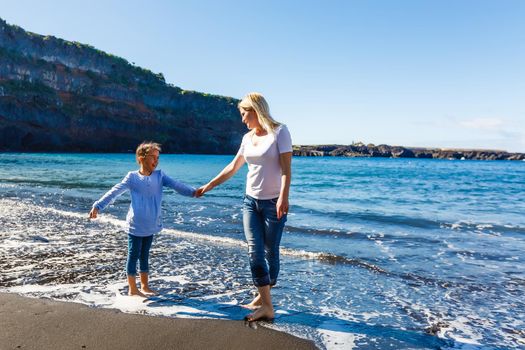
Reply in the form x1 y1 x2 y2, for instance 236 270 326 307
1 153 524 349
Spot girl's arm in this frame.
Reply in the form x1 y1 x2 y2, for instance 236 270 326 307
89 173 132 218
277 152 292 219
162 172 196 197
196 153 245 196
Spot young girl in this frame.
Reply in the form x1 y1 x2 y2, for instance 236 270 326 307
89 142 196 297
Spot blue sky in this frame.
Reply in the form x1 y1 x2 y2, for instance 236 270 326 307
2 0 524 151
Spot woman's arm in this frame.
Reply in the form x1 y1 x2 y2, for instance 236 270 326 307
277 152 292 219
195 153 246 197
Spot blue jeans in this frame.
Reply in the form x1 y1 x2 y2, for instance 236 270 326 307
126 234 154 275
242 194 287 287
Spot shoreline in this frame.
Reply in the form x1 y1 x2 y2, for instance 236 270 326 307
0 293 317 350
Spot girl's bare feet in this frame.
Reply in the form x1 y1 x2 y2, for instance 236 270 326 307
128 289 146 297
127 275 146 297
140 287 157 296
138 273 156 295
245 304 275 322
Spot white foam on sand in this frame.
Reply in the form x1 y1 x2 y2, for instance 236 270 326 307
2 276 228 320
318 324 365 350
157 275 191 285
314 306 366 349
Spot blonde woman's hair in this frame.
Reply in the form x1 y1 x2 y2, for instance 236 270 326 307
238 92 281 133
136 141 161 162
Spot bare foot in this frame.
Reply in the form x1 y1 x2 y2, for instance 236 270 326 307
242 293 262 309
128 289 146 298
245 305 274 322
140 287 157 296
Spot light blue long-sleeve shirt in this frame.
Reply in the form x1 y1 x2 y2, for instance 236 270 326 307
93 170 195 236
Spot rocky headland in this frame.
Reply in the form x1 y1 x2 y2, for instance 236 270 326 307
293 143 525 161
0 18 244 153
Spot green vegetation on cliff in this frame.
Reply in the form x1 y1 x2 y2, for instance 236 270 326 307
0 17 244 153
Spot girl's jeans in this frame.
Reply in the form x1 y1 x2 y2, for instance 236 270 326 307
242 195 287 287
126 234 154 275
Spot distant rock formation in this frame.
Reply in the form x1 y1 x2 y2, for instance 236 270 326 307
0 18 245 153
293 143 525 161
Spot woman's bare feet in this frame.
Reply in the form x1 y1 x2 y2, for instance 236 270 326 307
243 285 275 309
242 293 262 309
245 304 275 322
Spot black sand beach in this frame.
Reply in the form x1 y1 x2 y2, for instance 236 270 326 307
0 293 316 350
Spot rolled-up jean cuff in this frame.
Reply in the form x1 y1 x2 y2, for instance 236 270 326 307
253 275 271 287
270 278 277 286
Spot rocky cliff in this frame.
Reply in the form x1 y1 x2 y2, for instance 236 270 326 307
293 143 525 161
0 18 244 153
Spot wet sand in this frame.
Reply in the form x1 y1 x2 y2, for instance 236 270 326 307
0 293 316 350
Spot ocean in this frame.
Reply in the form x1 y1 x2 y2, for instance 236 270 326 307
1 153 524 349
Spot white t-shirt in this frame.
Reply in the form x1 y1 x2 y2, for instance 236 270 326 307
237 125 293 200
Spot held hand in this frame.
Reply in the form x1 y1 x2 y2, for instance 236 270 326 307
194 187 205 198
195 183 214 198
276 197 289 220
89 207 98 219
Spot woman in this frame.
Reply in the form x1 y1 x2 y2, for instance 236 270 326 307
196 92 292 321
